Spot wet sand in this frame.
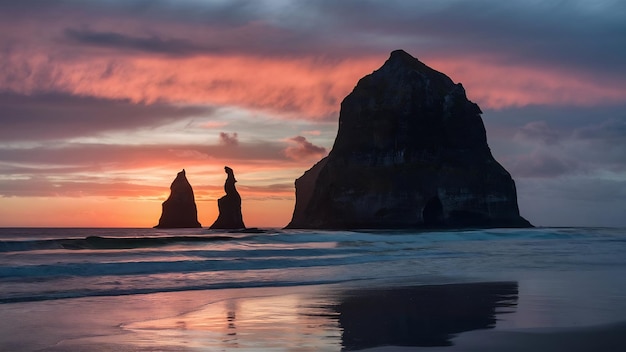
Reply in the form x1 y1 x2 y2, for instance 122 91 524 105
1 275 625 351
360 322 626 352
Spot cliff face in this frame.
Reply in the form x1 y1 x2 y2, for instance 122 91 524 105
155 169 202 228
210 166 245 229
287 50 531 229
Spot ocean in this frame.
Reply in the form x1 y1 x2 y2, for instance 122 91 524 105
1 227 626 351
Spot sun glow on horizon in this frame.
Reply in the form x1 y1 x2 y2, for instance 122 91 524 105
0 193 295 228
1 1 625 227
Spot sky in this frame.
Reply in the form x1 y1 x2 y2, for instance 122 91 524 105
1 0 625 228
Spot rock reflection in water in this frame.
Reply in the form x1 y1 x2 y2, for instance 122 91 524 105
121 282 517 351
332 282 518 350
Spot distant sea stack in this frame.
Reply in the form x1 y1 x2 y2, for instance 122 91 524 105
287 50 531 229
210 166 246 229
154 169 202 228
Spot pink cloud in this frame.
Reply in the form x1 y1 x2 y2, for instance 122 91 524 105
432 57 626 109
0 51 379 120
3 50 625 122
302 130 322 136
515 121 562 145
1 1 625 119
200 121 229 129
219 132 239 146
284 136 327 160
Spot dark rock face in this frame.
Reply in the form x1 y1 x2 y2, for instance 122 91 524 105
287 50 531 229
210 166 245 229
154 169 202 228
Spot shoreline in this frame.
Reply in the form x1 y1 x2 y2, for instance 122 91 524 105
2 275 626 351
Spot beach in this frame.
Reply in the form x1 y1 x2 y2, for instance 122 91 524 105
1 227 626 351
2 272 626 351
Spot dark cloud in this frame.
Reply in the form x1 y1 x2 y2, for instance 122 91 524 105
517 177 626 227
508 151 579 178
77 24 310 59
64 28 212 56
0 92 213 141
500 123 626 180
500 117 626 173
574 118 626 142
485 104 626 178
570 119 626 172
483 104 626 130
314 1 626 78
0 0 298 61
0 0 255 25
2 0 625 83
284 136 327 160
516 121 562 145
553 177 626 203
219 132 239 146
0 0 68 15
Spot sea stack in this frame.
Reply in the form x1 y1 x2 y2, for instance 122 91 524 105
155 169 202 228
287 50 531 229
210 166 245 229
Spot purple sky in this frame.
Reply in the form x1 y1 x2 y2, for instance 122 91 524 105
1 0 625 227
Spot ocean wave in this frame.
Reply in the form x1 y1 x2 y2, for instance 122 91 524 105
1 227 619 253
0 279 343 304
1 227 624 306
0 234 251 252
0 248 405 279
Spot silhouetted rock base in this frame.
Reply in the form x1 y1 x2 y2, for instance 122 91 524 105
210 166 246 230
155 169 202 229
210 195 245 229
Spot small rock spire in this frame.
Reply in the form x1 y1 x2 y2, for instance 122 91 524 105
154 169 202 228
210 166 246 229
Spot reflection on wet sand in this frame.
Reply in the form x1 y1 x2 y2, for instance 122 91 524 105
124 290 343 351
333 282 518 350
122 282 517 351
224 299 238 347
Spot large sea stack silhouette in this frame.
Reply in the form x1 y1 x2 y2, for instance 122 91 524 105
287 50 531 229
154 169 202 228
210 166 246 229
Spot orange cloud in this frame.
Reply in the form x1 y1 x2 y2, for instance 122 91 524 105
3 51 625 121
302 130 322 136
200 121 229 129
431 57 626 109
284 136 327 160
1 52 380 119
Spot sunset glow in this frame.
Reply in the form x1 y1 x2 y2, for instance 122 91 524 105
1 0 626 227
